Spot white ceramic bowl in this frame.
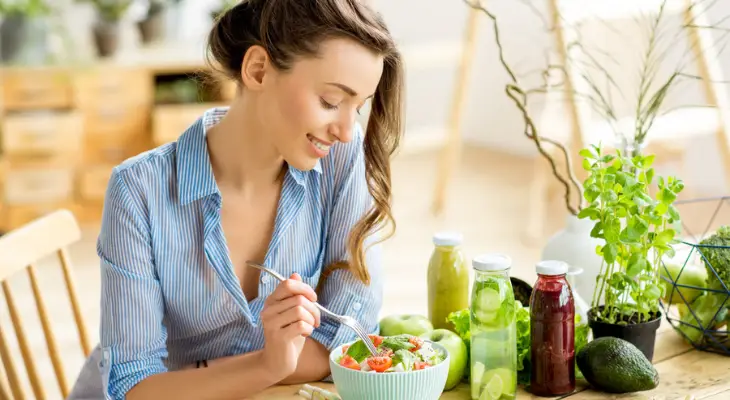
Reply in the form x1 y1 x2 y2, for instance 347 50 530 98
328 340 450 400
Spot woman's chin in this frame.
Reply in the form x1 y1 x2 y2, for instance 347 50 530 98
286 156 321 172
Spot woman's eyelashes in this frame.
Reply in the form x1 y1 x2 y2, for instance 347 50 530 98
319 97 338 110
319 97 362 115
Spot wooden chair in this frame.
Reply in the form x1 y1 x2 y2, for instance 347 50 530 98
0 210 91 399
523 0 730 240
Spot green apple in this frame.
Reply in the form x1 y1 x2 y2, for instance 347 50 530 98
660 262 707 305
420 329 468 391
379 314 434 337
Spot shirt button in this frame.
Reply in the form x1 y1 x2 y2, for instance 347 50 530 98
261 275 271 284
352 302 362 311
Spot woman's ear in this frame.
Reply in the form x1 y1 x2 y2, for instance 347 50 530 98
240 45 270 91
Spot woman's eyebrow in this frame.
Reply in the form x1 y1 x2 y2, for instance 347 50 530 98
326 82 358 97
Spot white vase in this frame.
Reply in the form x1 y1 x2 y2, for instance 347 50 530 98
541 215 605 306
567 267 590 324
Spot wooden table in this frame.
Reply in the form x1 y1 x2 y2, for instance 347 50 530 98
254 323 730 399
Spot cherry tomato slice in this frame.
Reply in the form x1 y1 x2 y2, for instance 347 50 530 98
414 361 431 370
339 355 360 370
368 334 384 347
342 344 350 353
366 356 393 373
408 336 424 352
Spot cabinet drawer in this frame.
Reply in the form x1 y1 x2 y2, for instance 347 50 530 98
79 166 112 201
84 103 150 138
1 69 73 110
4 168 74 205
153 104 219 145
83 133 149 164
3 202 77 231
1 111 83 155
74 68 153 108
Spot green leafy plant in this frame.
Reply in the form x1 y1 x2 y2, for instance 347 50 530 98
211 0 239 20
76 0 133 23
578 143 685 324
0 0 51 17
461 0 729 218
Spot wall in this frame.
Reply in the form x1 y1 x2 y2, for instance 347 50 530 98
52 0 730 193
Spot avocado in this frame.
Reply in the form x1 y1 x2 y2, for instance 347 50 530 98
576 337 659 393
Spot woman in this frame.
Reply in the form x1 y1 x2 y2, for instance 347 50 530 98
70 0 404 399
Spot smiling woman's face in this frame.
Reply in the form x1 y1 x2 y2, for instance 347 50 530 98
247 37 384 171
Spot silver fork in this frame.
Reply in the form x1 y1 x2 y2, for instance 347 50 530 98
246 261 379 356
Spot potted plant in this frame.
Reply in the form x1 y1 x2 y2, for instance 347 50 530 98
137 0 180 44
82 0 132 58
576 143 684 361
0 0 51 63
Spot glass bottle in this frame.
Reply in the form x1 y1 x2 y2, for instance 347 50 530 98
469 254 517 400
530 260 576 396
427 232 469 330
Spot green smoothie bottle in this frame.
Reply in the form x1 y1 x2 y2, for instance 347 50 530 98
427 232 470 330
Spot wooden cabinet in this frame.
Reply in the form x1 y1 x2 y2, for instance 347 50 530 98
78 165 113 201
153 103 219 145
1 111 83 156
0 60 230 231
5 167 75 205
1 68 74 110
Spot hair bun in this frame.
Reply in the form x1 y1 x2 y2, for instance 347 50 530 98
207 0 263 80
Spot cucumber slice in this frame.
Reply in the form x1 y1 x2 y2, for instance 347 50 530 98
475 288 502 312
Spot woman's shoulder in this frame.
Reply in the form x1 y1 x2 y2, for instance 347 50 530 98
113 141 177 177
106 141 180 206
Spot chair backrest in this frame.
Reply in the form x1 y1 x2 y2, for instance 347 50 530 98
545 0 730 154
0 210 90 400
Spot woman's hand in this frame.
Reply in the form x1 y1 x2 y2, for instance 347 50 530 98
260 273 321 380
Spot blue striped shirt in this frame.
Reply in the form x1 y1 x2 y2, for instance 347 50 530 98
97 107 384 399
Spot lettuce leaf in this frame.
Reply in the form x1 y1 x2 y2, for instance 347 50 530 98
392 349 418 370
380 335 416 352
345 340 372 363
514 301 532 385
446 309 471 350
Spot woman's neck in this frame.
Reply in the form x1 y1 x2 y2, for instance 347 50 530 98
206 97 286 192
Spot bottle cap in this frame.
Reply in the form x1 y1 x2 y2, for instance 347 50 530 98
536 260 569 276
472 253 512 271
433 231 463 246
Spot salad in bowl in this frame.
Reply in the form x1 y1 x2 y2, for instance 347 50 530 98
329 334 450 400
336 334 444 373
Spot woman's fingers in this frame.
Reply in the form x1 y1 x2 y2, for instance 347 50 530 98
270 305 316 330
261 295 321 327
283 320 315 339
266 273 317 304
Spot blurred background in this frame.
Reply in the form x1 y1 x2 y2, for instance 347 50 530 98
1 0 730 398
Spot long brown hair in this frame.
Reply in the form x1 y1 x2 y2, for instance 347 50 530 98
207 0 404 286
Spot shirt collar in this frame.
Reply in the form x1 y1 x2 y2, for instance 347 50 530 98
176 107 321 205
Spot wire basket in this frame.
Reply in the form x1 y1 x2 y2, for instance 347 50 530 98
659 196 730 356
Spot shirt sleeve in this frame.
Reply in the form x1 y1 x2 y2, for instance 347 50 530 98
97 168 168 399
309 123 385 352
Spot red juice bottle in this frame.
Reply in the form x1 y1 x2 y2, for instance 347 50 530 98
529 260 575 396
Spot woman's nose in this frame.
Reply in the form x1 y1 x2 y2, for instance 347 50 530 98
330 110 357 143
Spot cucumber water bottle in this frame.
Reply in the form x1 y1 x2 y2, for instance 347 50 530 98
470 254 517 400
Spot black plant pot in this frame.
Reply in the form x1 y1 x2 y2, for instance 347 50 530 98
0 13 28 62
93 22 121 58
588 306 662 362
510 276 533 306
137 11 165 44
